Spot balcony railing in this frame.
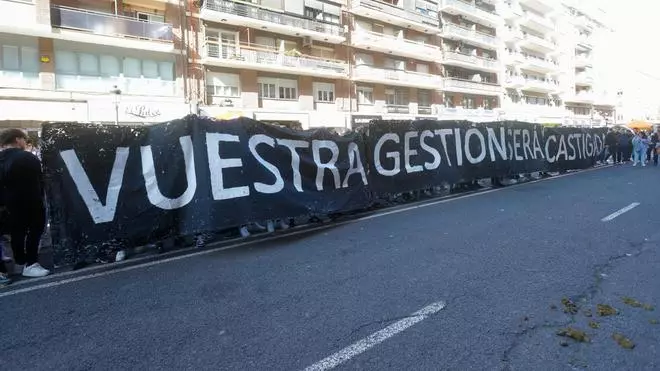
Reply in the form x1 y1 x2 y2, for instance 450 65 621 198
351 0 439 28
443 78 501 93
505 75 526 86
524 55 557 69
522 33 555 48
525 78 558 91
386 105 410 114
575 73 594 84
442 23 498 47
55 74 177 96
353 65 442 87
50 5 173 41
443 51 499 70
522 10 554 29
0 70 40 89
441 0 499 24
352 29 442 59
203 39 348 75
203 0 342 37
575 54 593 66
418 106 433 115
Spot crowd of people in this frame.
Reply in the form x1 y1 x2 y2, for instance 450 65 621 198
605 127 660 167
0 130 50 286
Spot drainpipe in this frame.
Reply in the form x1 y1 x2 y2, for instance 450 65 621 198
114 0 118 15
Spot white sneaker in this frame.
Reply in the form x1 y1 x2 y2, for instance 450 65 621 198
22 263 51 278
239 226 250 238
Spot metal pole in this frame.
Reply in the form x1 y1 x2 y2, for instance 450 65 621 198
115 100 119 125
114 0 118 15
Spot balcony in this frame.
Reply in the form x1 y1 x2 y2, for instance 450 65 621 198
496 3 523 20
442 78 501 96
566 91 594 104
202 39 348 79
518 0 556 13
350 0 440 33
522 55 558 72
201 0 344 43
503 51 525 66
524 77 558 93
386 105 411 114
351 29 443 62
519 32 556 52
55 74 177 96
438 107 499 121
500 27 524 42
504 75 525 88
352 65 442 90
502 102 569 119
575 72 594 86
0 70 40 89
50 6 174 53
441 23 499 50
442 51 499 72
577 34 593 50
439 0 501 27
575 54 593 68
519 10 554 33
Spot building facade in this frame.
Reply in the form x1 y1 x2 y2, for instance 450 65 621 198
0 0 615 131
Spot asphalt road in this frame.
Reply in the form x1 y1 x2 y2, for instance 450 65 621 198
2 164 660 371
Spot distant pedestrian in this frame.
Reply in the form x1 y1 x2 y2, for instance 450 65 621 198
605 129 619 164
0 129 50 277
651 129 660 166
632 132 650 167
620 132 633 163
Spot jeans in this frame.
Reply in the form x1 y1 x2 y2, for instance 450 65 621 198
633 149 646 165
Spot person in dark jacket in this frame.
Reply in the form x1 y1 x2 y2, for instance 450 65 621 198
0 129 50 278
619 131 632 163
605 130 619 164
650 129 660 166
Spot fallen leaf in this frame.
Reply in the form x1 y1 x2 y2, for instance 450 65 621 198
612 333 635 349
584 309 593 317
649 319 659 325
557 327 590 343
597 304 618 317
588 321 600 329
562 298 579 315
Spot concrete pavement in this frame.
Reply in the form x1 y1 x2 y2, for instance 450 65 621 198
1 164 659 370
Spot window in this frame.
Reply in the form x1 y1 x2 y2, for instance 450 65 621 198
444 94 456 108
258 77 297 100
78 53 99 76
483 97 496 109
123 57 141 78
207 72 240 97
462 96 475 109
137 12 165 23
313 82 335 103
54 51 77 74
355 53 373 66
357 86 373 105
100 55 120 77
385 87 409 106
418 90 431 107
416 63 429 74
1 45 38 72
384 58 405 71
311 46 334 60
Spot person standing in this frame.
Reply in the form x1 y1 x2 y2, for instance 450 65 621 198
651 129 660 166
0 129 50 277
632 132 650 167
605 129 619 164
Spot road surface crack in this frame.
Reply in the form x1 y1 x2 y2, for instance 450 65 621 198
501 236 658 367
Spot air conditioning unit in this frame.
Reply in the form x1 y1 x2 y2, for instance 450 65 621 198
302 36 312 47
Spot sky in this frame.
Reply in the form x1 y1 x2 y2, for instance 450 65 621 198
585 0 660 118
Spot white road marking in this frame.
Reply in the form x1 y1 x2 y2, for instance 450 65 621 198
0 165 612 298
303 301 446 371
601 202 641 222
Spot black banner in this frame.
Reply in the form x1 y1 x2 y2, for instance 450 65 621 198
41 116 606 265
365 120 605 194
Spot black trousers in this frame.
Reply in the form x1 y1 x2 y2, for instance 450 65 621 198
609 144 620 163
9 205 45 266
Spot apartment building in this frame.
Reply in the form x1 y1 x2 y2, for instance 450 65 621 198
0 0 195 131
0 0 615 130
438 0 502 122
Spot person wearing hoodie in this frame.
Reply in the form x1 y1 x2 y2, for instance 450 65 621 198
0 129 50 277
632 132 650 167
605 129 619 164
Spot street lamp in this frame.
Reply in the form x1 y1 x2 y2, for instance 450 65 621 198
110 85 122 125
